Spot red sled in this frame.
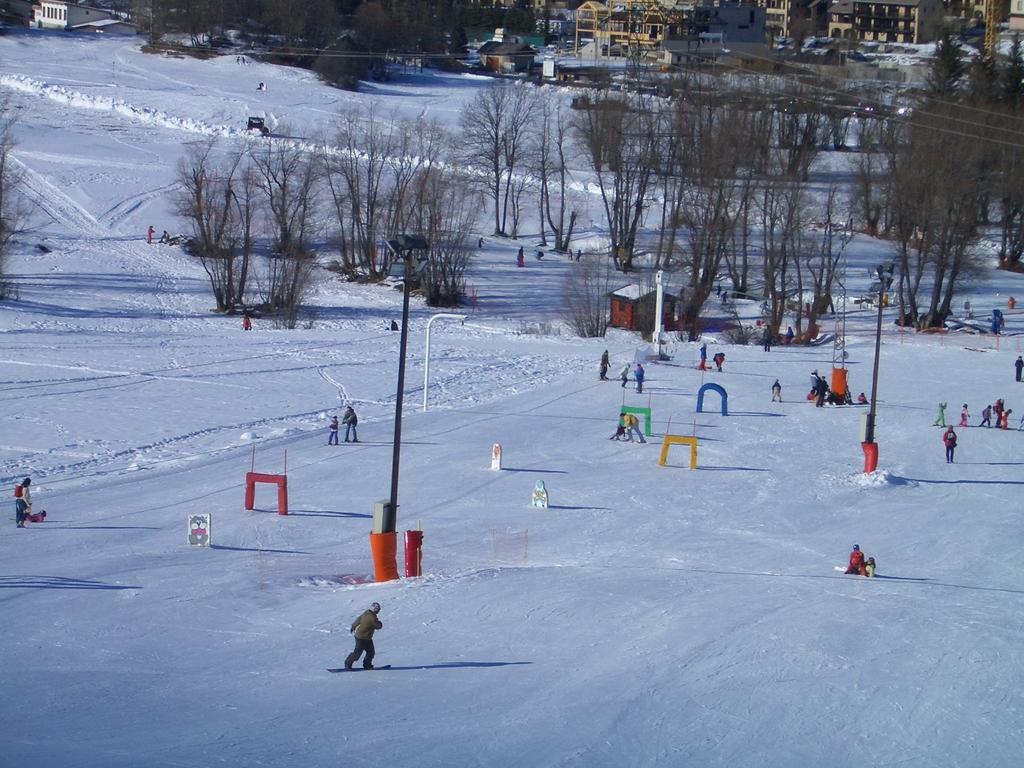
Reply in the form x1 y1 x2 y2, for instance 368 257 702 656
25 510 46 523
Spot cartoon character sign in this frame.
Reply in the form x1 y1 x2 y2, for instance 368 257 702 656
188 513 211 547
531 481 548 509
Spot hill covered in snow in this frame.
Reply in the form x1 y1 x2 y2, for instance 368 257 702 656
2 30 1024 768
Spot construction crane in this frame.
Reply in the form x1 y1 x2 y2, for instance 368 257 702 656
985 0 1003 59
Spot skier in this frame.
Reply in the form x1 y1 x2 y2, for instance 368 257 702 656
619 364 630 388
762 326 773 352
622 413 646 443
713 352 725 372
342 406 359 443
146 225 154 244
634 363 645 394
845 544 866 576
328 415 339 446
994 399 1004 425
241 312 252 331
478 237 484 248
344 602 383 670
1001 408 1013 430
959 404 969 427
13 477 31 528
933 402 947 427
609 415 627 441
698 343 708 371
943 426 957 463
785 326 795 345
979 404 992 428
516 246 524 268
771 379 782 402
1016 356 1023 383
599 350 609 381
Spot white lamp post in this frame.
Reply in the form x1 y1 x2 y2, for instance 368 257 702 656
423 312 467 412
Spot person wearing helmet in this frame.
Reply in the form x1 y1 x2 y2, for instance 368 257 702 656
345 602 383 670
845 544 866 575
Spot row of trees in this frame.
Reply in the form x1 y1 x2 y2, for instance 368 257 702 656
176 113 481 323
489 55 1023 337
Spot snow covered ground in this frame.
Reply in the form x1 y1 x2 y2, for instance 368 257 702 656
2 30 1024 768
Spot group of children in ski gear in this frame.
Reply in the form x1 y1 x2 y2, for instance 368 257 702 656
604 355 645 394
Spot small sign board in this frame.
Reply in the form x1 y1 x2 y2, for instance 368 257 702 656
188 513 211 547
531 481 548 509
491 443 502 471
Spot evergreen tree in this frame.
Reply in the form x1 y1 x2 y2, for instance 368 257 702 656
927 30 968 100
1004 36 1024 110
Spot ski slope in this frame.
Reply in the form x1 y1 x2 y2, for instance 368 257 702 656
2 29 1024 768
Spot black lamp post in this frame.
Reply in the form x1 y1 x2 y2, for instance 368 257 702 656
862 263 893 473
384 235 429 533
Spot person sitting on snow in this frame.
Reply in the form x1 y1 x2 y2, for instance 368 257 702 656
864 557 876 578
159 230 171 244
846 544 866 576
857 392 868 405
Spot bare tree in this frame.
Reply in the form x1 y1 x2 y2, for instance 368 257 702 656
534 94 578 253
886 107 986 328
459 84 537 237
409 165 480 307
670 99 742 339
249 138 322 322
175 140 256 311
564 256 616 337
573 92 660 271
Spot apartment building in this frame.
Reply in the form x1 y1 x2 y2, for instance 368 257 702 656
850 0 942 44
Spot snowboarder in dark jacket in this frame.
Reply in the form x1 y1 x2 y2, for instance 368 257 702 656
345 602 383 670
342 406 358 443
814 374 828 408
1016 356 1023 382
943 426 957 463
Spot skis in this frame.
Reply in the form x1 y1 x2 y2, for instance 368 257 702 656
327 665 391 673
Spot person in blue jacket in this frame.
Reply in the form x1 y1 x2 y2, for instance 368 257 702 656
634 363 645 394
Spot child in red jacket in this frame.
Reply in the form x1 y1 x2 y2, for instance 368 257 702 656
845 544 865 575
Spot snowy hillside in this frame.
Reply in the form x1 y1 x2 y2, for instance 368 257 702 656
2 30 1024 768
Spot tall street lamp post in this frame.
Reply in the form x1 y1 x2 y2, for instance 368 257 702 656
369 235 428 582
862 263 893 474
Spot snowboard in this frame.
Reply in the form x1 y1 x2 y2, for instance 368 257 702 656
327 665 391 673
834 565 875 577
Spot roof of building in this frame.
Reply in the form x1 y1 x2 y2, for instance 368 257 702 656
481 41 536 57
